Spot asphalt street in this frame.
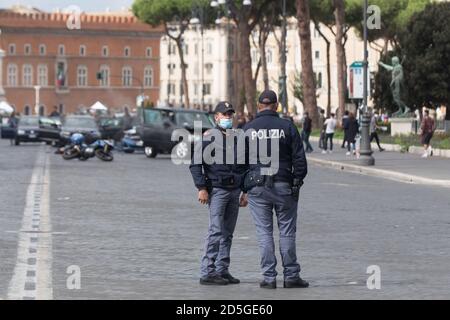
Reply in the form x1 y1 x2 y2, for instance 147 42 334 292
0 139 449 299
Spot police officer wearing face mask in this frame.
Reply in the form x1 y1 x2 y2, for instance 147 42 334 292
189 101 248 285
242 90 309 289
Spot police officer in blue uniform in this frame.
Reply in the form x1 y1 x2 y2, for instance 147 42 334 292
242 90 309 289
189 102 247 285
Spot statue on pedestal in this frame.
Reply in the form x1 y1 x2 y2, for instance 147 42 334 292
378 56 410 117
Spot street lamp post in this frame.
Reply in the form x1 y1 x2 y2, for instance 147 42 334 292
34 85 41 115
358 0 375 166
190 6 205 110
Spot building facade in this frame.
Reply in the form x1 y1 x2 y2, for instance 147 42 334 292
159 22 242 111
0 7 163 116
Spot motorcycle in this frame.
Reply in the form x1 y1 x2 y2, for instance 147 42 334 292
62 132 114 161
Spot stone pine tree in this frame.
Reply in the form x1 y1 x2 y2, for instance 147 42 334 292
296 0 318 127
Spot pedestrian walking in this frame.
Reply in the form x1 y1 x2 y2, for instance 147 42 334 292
341 110 349 149
7 111 18 146
420 109 436 158
322 113 337 154
189 101 247 286
301 112 313 153
242 90 309 289
318 109 325 150
370 112 385 152
345 113 359 156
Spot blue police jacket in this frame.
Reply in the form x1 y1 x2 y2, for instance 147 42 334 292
189 127 247 191
243 110 308 183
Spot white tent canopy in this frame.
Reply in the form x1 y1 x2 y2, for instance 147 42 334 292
0 101 14 114
89 101 108 111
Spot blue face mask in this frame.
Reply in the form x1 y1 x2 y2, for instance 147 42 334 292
218 118 233 130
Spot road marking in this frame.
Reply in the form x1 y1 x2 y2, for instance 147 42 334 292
7 149 53 300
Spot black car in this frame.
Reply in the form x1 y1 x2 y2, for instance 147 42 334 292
59 115 101 146
137 108 214 158
2 116 60 145
98 117 124 141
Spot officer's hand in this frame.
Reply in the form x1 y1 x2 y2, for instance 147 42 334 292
239 193 248 207
198 189 209 205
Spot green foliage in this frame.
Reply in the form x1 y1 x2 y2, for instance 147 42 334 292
132 0 191 26
346 0 430 43
399 1 450 108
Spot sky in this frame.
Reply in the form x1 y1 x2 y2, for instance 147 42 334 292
0 0 134 12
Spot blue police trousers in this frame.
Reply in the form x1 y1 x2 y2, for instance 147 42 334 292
201 187 241 278
247 182 301 282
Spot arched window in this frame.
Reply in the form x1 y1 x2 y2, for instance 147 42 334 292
39 105 46 116
99 65 110 87
22 64 33 87
146 47 152 58
122 67 132 87
24 105 31 115
37 64 48 86
102 46 109 57
7 64 18 86
80 45 86 56
77 65 88 87
124 46 131 57
39 44 46 55
144 66 153 88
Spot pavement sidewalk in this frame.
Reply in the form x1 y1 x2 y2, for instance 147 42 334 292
306 140 450 188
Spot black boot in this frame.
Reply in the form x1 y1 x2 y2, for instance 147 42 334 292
260 280 277 289
220 273 240 284
284 278 309 288
200 275 228 286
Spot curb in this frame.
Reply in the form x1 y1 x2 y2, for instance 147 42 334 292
307 156 450 189
310 136 450 157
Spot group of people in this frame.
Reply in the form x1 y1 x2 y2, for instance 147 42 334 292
189 90 309 289
300 109 386 157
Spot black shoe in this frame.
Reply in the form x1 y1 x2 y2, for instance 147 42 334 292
200 275 228 286
260 280 277 289
379 148 385 152
283 278 309 288
220 273 240 284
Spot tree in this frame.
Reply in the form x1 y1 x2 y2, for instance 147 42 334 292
399 2 450 109
347 0 429 55
227 0 273 116
296 0 319 127
333 0 346 120
133 0 210 108
292 71 320 106
309 0 333 116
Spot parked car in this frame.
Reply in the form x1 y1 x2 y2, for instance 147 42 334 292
1 116 60 145
59 115 101 146
98 117 124 141
137 108 214 158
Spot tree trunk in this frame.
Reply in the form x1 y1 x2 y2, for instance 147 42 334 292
175 39 190 108
239 21 257 116
334 0 346 121
296 0 318 128
259 27 270 90
315 22 331 116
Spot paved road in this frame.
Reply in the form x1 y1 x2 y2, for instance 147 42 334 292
0 139 449 299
